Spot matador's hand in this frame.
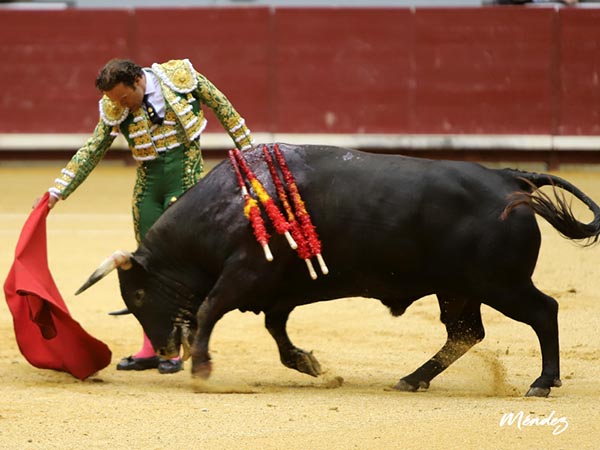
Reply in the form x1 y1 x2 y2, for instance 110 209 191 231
47 194 60 209
33 194 60 210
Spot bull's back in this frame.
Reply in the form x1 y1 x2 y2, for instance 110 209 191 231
152 144 541 296
289 146 541 288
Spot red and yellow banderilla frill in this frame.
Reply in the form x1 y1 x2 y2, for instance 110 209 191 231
232 148 297 251
272 143 328 278
228 150 272 261
262 146 316 279
228 144 328 279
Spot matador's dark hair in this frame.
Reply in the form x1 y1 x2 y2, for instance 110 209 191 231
95 59 143 91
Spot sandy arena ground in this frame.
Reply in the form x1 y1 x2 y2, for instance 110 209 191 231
1 161 599 449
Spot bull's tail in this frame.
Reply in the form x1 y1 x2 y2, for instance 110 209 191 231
501 169 600 246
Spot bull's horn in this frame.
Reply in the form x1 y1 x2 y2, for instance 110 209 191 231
108 308 131 316
75 250 132 295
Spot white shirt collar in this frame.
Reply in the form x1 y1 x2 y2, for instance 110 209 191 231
142 69 165 116
143 69 160 96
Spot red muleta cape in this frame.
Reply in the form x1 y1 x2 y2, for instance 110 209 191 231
4 193 112 380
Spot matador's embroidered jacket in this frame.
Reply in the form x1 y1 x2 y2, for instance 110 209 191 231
49 59 254 199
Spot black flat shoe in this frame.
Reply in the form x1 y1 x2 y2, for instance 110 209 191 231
116 355 160 371
158 358 183 374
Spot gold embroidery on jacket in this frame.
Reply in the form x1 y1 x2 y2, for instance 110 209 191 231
195 72 253 150
99 96 129 126
162 88 206 145
132 163 148 244
163 111 181 150
152 59 197 93
128 112 158 161
52 120 115 199
183 145 202 188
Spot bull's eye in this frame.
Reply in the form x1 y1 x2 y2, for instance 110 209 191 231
134 289 145 307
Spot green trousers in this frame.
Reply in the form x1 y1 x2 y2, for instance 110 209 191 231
132 144 203 243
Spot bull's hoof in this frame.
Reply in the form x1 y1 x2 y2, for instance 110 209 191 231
393 379 429 392
525 377 561 397
191 360 212 379
525 387 551 398
283 349 322 377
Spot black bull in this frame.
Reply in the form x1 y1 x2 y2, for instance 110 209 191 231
78 143 600 397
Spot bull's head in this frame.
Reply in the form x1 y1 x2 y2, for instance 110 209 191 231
76 251 196 362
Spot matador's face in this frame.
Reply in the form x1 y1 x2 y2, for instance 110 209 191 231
104 74 146 112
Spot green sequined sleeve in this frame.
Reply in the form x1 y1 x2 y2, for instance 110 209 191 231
49 119 116 200
194 72 254 151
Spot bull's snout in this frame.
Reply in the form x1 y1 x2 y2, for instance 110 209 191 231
156 347 178 359
155 323 193 361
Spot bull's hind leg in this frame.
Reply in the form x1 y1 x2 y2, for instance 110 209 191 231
487 283 561 397
265 309 322 377
395 296 484 392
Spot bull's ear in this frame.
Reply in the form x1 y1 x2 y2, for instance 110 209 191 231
129 252 151 271
75 250 132 295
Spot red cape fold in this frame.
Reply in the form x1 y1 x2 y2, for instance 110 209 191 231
3 193 112 380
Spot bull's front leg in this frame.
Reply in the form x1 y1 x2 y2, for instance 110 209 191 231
191 297 225 379
265 309 322 377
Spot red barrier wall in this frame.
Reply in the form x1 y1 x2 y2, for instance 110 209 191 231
0 10 132 133
558 9 600 135
413 8 556 134
0 7 599 137
273 8 413 134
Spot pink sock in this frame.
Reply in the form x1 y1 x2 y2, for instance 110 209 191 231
132 333 156 359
